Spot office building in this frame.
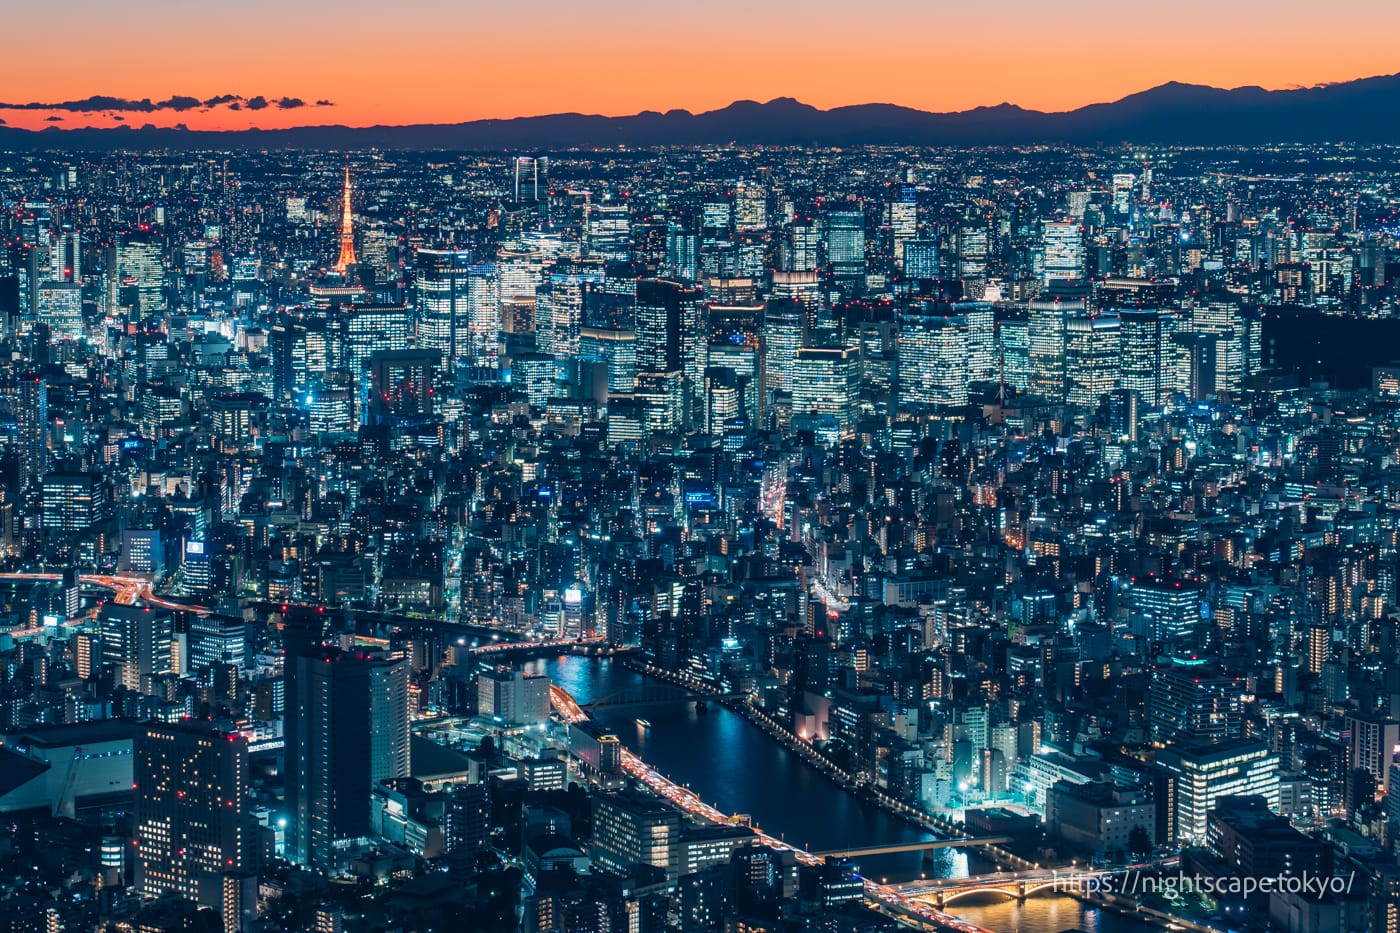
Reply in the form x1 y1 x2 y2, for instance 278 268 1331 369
133 722 248 917
791 344 860 436
477 668 551 726
100 605 175 692
1065 313 1120 408
1156 741 1279 842
285 624 409 869
591 791 681 878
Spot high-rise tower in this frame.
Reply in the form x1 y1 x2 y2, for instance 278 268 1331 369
283 610 409 869
334 164 357 274
133 721 248 913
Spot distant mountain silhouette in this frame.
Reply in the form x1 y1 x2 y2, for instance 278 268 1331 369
4 74 1400 150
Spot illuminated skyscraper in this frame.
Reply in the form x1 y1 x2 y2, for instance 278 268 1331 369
466 264 502 369
416 249 473 363
792 344 860 436
1039 220 1085 285
285 621 409 870
1118 309 1170 406
1112 173 1136 214
1156 741 1279 842
666 224 700 281
113 233 165 316
1027 295 1084 402
781 219 819 273
1065 313 1120 408
899 307 968 408
37 282 82 341
12 372 47 492
343 303 412 382
903 240 940 279
734 182 768 232
100 604 174 692
958 301 997 383
825 208 865 287
579 327 637 396
635 278 700 376
762 299 805 398
888 187 918 266
133 721 248 915
537 260 604 358
1189 299 1250 395
513 156 548 203
957 226 989 280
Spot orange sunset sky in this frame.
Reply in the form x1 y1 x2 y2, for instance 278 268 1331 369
3 0 1398 132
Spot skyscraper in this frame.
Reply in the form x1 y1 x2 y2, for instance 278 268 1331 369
1065 313 1120 408
285 641 409 869
1149 663 1244 745
416 249 473 364
762 299 805 398
826 208 865 288
537 260 604 358
343 303 412 384
1040 220 1085 285
634 278 688 374
899 306 968 408
1128 577 1202 645
133 721 248 916
1118 309 1170 406
12 372 47 492
113 233 165 316
100 604 174 692
958 301 997 383
1189 299 1249 395
791 345 860 436
1027 294 1086 403
1156 741 1279 842
513 156 548 203
37 282 82 341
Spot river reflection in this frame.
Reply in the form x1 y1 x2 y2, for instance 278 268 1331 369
530 656 1152 933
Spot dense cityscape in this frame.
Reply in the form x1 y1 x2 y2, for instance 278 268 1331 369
2 142 1400 933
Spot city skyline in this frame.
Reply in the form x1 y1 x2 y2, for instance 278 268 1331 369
5 73 1400 930
2 0 1399 130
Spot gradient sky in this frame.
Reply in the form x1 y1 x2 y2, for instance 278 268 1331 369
3 0 1399 131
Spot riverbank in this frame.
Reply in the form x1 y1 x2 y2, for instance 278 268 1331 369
621 657 1033 872
536 655 1159 933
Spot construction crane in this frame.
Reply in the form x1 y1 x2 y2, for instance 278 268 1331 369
53 745 84 818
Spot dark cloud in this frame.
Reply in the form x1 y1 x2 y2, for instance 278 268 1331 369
157 95 202 111
112 115 125 122
45 115 63 122
0 93 334 113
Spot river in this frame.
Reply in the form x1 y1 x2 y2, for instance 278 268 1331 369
528 656 1153 933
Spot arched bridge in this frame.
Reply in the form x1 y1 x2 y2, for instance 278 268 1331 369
581 682 746 711
901 869 1101 910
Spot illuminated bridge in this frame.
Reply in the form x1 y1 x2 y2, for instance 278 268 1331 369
895 869 1106 910
810 836 1012 859
580 682 747 711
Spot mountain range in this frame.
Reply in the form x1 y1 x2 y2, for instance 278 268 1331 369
4 72 1400 150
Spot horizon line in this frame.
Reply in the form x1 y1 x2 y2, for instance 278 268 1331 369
1 70 1395 135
